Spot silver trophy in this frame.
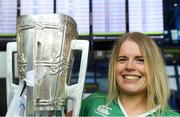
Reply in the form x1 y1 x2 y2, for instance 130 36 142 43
6 14 89 116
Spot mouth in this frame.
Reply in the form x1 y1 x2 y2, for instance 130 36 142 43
122 75 141 80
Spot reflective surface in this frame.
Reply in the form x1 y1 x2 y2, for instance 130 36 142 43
16 14 78 115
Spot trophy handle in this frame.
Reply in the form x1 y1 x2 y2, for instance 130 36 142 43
67 40 89 116
6 42 18 108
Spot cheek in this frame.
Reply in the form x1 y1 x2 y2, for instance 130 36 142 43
116 63 124 74
139 65 146 75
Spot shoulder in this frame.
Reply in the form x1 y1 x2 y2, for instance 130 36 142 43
161 107 180 116
82 92 107 106
80 92 124 116
80 92 108 116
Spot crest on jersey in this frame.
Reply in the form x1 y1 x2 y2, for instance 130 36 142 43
95 105 112 116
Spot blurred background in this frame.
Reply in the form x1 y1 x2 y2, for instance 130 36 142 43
0 0 180 115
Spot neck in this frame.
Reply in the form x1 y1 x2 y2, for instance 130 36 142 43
119 92 148 116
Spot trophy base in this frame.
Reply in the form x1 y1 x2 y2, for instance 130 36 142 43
36 105 62 111
34 99 66 116
35 105 65 116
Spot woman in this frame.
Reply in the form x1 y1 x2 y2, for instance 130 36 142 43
79 32 180 116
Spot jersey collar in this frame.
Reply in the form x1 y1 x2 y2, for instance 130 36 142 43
117 97 160 117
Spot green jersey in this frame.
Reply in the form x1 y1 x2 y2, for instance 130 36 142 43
80 92 180 116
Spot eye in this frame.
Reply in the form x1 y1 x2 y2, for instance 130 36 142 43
117 58 127 63
135 58 144 64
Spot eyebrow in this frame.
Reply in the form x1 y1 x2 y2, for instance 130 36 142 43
134 56 143 59
117 56 143 59
117 56 126 59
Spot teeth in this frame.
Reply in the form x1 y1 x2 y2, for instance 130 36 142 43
124 76 139 80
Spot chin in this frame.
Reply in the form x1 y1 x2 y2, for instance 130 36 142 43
126 91 142 95
121 88 147 95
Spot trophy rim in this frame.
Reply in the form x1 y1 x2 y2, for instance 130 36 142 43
17 13 77 28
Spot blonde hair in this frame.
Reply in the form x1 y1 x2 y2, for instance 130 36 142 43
107 32 170 110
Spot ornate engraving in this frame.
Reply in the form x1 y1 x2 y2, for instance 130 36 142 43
17 54 27 80
16 14 78 115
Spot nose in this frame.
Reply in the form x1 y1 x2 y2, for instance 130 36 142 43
125 60 135 71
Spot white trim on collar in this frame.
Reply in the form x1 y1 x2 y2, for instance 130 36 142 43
117 97 160 117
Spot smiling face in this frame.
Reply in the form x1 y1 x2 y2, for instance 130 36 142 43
116 39 147 95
